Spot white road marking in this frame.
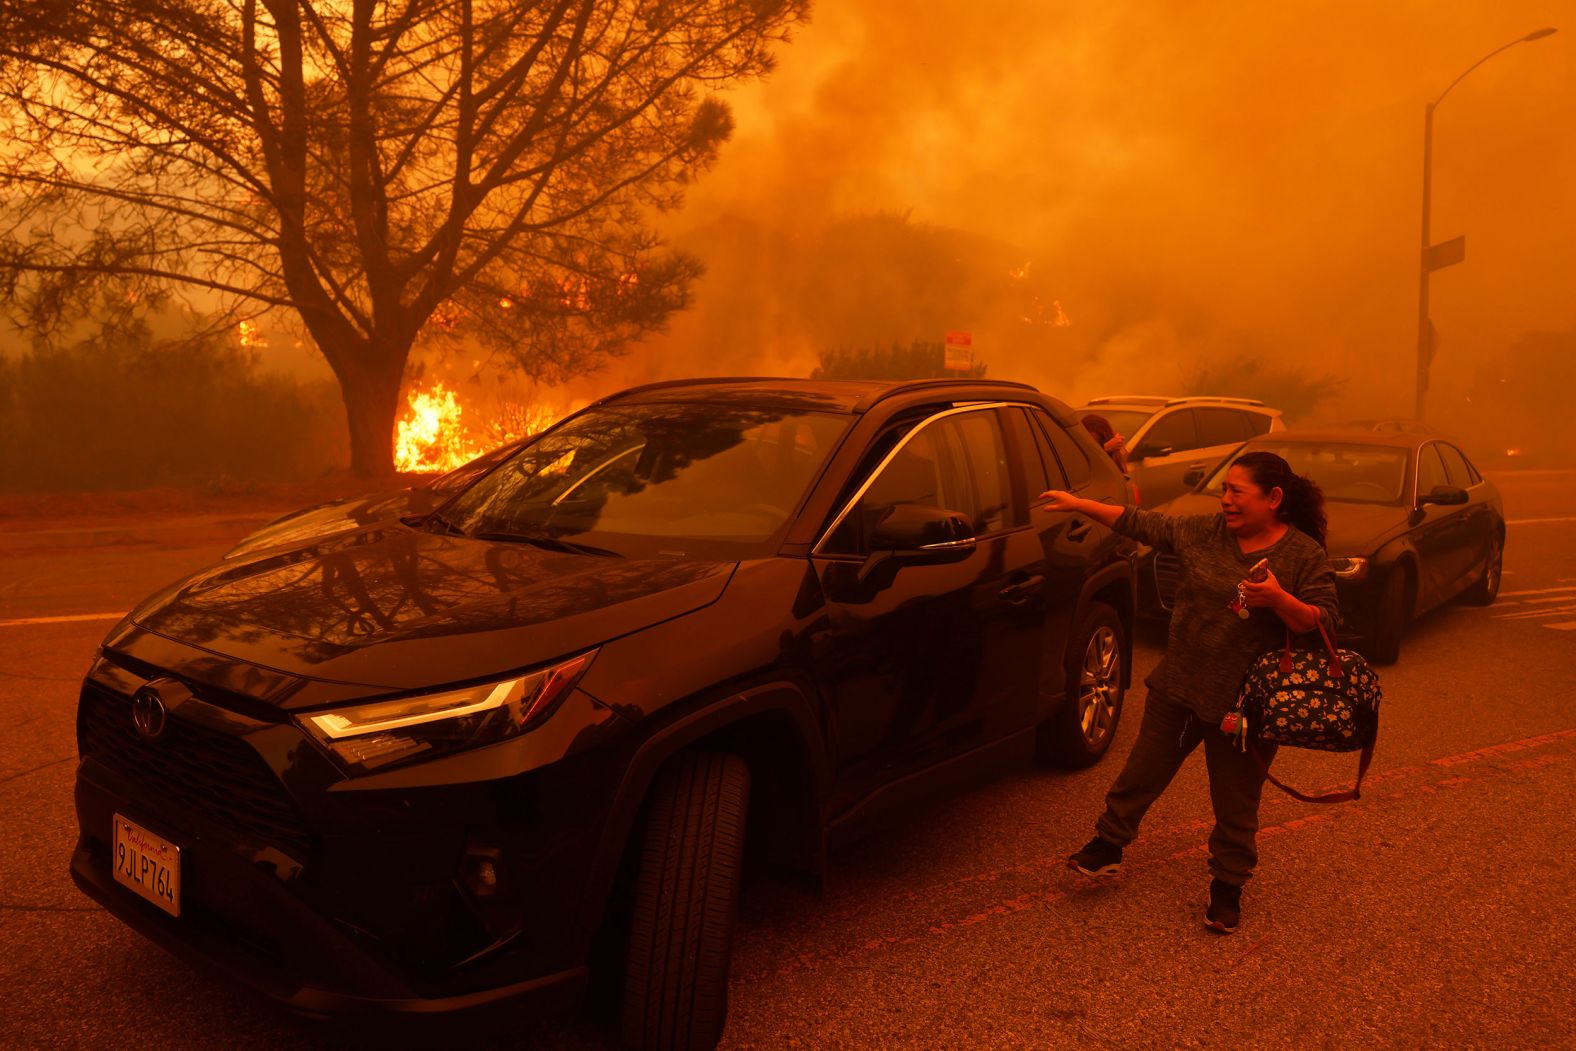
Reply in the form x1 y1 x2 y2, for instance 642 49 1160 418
1545 622 1576 631
1494 605 1576 621
1496 594 1576 607
1499 586 1576 597
0 612 126 629
1506 516 1576 526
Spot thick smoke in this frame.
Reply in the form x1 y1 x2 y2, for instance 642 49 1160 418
586 0 1573 439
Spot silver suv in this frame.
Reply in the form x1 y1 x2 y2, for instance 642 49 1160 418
1076 396 1285 507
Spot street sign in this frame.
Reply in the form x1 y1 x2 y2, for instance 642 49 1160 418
944 331 973 372
1426 235 1466 272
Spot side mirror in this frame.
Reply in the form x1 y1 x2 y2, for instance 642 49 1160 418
1132 443 1173 461
869 503 976 561
1419 484 1468 507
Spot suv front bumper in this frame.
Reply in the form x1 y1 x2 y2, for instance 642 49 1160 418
70 759 590 1020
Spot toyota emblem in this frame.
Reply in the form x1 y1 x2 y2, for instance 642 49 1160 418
131 687 168 740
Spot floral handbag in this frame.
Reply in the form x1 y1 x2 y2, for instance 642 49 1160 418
1225 622 1382 804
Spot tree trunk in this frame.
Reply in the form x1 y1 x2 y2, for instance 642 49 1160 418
337 356 407 480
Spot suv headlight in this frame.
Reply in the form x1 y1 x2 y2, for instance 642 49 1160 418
1328 557 1370 581
298 651 596 773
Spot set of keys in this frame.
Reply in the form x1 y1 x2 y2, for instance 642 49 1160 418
1220 710 1250 750
1226 557 1271 620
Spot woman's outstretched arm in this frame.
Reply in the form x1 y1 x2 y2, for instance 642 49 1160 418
1037 490 1124 527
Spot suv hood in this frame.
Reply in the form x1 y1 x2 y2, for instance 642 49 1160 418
129 525 735 692
222 488 438 560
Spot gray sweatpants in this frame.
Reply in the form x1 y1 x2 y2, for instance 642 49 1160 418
1094 689 1277 887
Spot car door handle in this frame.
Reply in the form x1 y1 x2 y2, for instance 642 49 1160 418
1067 519 1094 541
1000 575 1045 603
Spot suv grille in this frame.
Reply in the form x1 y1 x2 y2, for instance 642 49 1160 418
1153 553 1182 610
78 685 312 857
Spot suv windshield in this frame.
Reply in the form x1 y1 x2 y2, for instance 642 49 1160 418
440 403 849 559
1202 442 1410 505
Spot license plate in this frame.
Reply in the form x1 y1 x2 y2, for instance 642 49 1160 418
112 814 181 917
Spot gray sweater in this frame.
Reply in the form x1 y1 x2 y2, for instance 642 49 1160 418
1117 507 1341 723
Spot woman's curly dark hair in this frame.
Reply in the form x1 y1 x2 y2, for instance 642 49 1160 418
1233 451 1327 549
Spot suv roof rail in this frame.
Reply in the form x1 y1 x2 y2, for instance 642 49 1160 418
591 376 799 406
588 376 1043 415
1084 395 1174 406
1163 396 1267 408
850 378 1040 414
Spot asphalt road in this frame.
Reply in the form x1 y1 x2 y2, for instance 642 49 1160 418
2 471 1573 1049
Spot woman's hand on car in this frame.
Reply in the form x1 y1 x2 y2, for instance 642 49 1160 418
1037 490 1083 513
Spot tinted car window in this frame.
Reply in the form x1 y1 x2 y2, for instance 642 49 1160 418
1244 412 1274 436
948 411 1018 533
1005 408 1052 503
1137 409 1198 455
1436 443 1474 489
1197 408 1252 446
823 410 1012 554
1034 410 1092 487
426 441 522 496
445 404 848 558
1416 443 1449 499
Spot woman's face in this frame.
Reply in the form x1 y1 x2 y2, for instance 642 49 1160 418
1220 465 1282 535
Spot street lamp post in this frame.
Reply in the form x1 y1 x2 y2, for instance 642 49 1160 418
1414 27 1557 420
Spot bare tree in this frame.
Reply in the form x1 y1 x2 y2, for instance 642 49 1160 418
0 1 807 476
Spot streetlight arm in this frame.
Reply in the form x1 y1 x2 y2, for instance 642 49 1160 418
1434 28 1559 107
1414 25 1556 421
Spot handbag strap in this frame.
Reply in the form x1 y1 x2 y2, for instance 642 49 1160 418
1277 620 1345 679
1248 740 1374 804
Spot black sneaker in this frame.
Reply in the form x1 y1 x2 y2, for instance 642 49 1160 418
1204 878 1241 933
1067 836 1122 878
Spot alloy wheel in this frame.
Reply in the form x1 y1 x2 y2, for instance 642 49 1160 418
1078 626 1121 745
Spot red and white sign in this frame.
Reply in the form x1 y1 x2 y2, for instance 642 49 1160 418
944 331 974 372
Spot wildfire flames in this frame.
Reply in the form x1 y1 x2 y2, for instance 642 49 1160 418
393 382 562 474
236 319 267 348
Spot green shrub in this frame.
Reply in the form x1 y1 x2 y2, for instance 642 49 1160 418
811 340 988 381
0 333 346 492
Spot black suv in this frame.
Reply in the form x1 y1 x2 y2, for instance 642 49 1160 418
71 379 1136 1049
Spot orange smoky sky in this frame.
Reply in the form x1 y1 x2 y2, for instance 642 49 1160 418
586 0 1573 422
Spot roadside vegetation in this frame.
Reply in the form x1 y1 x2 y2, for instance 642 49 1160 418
0 327 344 493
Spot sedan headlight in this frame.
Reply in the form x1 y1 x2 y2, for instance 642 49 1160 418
1328 557 1370 581
298 651 596 773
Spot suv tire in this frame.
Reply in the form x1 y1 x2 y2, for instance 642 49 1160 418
623 752 751 1051
1041 601 1126 768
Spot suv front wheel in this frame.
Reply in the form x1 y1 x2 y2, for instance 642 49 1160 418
1040 601 1127 768
623 752 751 1051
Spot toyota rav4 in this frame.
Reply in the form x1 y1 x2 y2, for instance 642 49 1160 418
72 378 1136 1049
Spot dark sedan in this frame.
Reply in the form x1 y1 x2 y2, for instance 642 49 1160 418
1142 431 1504 663
71 378 1136 1049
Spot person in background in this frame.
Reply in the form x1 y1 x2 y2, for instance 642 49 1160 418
1080 413 1137 504
1080 414 1129 474
1038 451 1339 934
